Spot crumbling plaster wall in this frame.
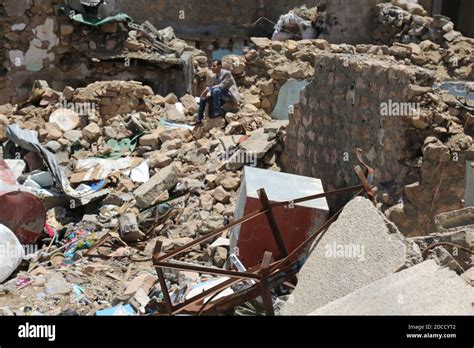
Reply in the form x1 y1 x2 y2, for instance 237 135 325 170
319 0 387 44
1 0 392 105
0 0 193 104
283 53 471 237
100 0 316 39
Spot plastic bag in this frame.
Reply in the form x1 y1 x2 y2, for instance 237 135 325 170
0 224 25 283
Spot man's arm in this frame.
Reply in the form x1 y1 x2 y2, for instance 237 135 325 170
200 87 210 98
218 71 234 90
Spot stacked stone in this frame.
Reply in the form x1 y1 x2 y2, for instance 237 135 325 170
283 53 473 237
373 1 462 45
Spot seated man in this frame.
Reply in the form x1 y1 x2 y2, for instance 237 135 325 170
197 60 241 123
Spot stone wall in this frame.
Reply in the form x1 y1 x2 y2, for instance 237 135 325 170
0 0 195 104
283 53 472 237
100 0 316 39
319 0 386 44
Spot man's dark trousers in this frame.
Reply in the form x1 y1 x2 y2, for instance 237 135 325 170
198 86 233 122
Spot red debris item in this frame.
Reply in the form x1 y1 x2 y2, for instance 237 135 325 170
0 159 46 245
237 135 249 144
230 167 330 268
16 275 32 290
44 223 55 238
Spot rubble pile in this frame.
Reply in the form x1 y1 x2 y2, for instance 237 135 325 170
374 0 454 44
0 75 289 315
373 0 473 80
0 0 473 317
278 198 474 316
0 0 204 103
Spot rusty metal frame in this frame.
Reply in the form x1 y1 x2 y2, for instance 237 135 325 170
151 154 375 316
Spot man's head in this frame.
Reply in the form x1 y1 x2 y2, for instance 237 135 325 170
211 60 222 74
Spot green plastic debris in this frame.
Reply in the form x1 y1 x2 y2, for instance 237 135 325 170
58 5 132 27
104 138 137 159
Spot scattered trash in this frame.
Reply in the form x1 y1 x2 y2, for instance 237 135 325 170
0 0 472 318
130 160 150 183
16 275 32 289
0 224 25 283
64 229 99 259
272 9 318 41
70 157 143 184
96 304 136 316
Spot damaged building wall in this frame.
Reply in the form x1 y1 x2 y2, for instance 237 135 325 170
319 0 386 44
283 53 472 237
99 0 315 39
0 0 197 104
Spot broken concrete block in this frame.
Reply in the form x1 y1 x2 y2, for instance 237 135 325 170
158 128 191 143
407 84 431 100
280 197 407 315
209 237 230 251
81 214 101 231
184 150 206 166
434 207 474 233
139 132 160 147
165 103 186 123
129 288 151 314
212 186 231 204
123 273 157 297
119 213 143 243
257 80 275 96
310 261 474 315
148 153 172 169
204 118 226 132
63 130 83 143
213 246 228 268
219 174 240 191
62 86 75 100
180 94 198 114
428 246 464 274
164 93 178 104
239 133 277 159
251 37 271 48
125 38 141 51
82 122 101 142
443 30 461 42
44 122 63 140
263 120 289 133
133 164 178 209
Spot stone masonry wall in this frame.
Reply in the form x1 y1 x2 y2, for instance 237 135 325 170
319 0 386 44
0 0 194 104
283 53 472 237
100 0 316 39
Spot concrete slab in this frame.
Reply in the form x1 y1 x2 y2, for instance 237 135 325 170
280 197 407 315
311 260 474 315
